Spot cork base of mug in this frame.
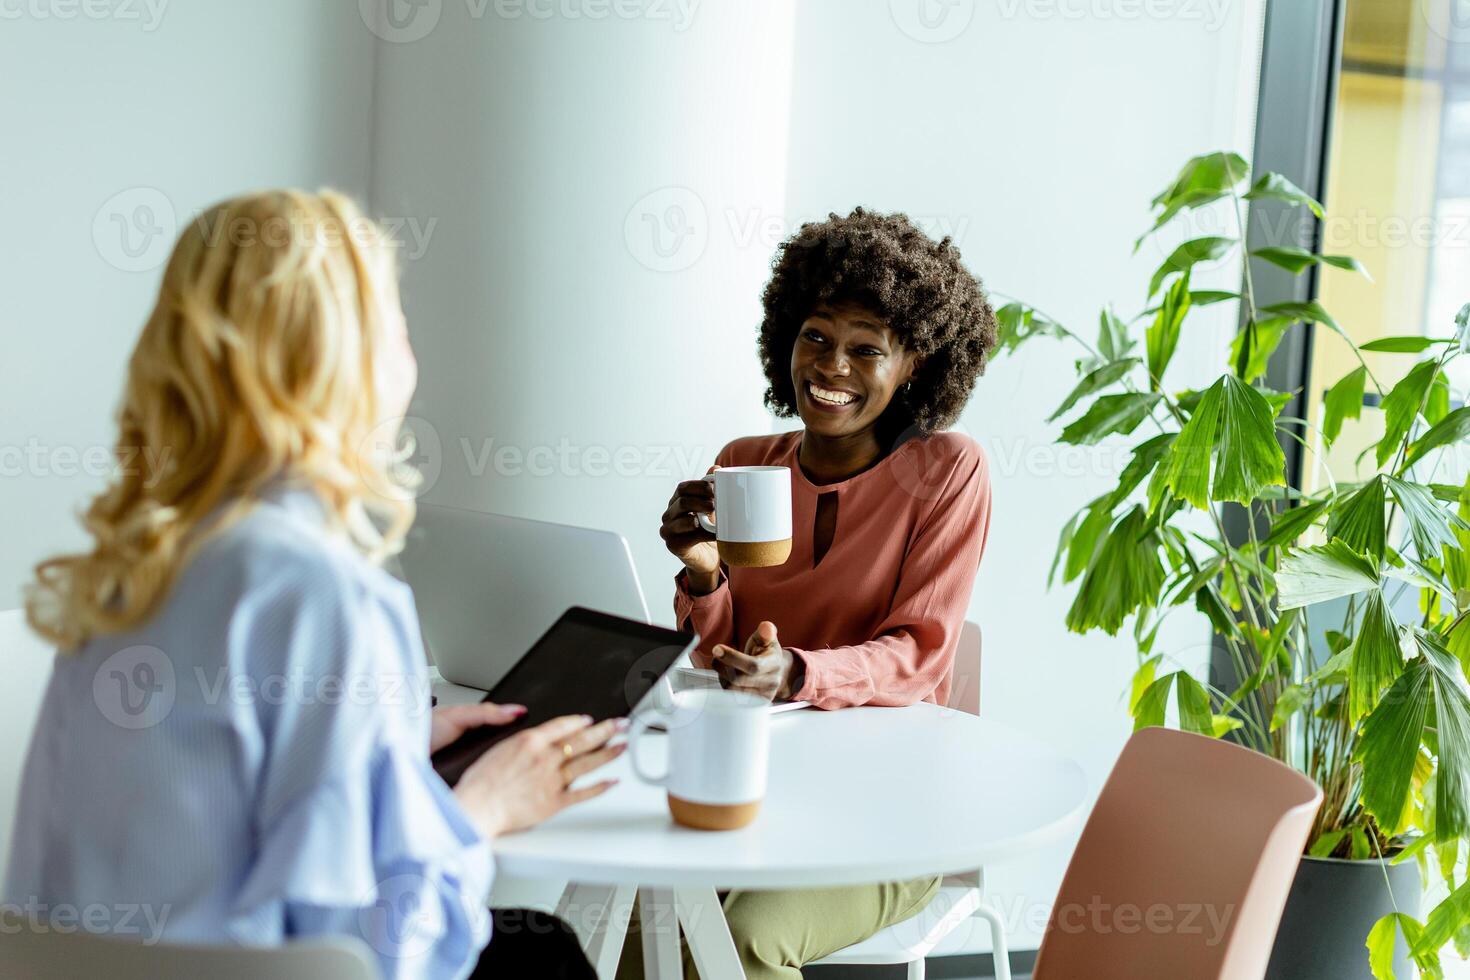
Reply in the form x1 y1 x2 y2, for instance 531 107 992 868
668 794 762 831
718 538 792 568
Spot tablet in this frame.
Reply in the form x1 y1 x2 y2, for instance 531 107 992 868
430 606 698 786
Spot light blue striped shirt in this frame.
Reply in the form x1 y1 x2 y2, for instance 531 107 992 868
5 487 494 979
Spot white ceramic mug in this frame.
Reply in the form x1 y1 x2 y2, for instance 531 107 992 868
694 466 792 567
628 689 770 830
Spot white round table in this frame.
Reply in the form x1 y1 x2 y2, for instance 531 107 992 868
492 703 1087 978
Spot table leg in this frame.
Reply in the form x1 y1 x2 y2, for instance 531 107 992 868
673 888 744 980
556 882 635 979
639 887 683 979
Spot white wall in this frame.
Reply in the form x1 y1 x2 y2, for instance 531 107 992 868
0 1 378 605
367 0 797 607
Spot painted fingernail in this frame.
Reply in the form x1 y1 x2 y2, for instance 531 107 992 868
615 718 631 731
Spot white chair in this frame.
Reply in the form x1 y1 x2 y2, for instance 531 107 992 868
0 608 56 885
0 923 381 980
812 621 1012 980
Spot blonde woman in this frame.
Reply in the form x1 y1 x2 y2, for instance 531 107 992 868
5 190 618 979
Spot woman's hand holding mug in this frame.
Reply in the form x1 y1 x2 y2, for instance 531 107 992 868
661 464 793 595
660 465 721 595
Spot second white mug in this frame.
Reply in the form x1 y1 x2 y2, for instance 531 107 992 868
628 689 770 830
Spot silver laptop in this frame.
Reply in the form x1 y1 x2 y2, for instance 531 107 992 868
399 503 652 691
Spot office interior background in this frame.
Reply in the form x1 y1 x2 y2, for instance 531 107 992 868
4 0 1470 977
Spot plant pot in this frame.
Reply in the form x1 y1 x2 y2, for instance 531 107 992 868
1265 854 1422 980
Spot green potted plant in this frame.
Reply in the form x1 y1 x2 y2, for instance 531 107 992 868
995 151 1470 979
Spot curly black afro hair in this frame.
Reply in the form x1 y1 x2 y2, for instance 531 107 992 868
758 208 997 436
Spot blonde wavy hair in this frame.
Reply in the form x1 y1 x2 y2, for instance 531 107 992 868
28 189 418 651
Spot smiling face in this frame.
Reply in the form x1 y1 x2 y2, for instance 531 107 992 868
789 300 920 441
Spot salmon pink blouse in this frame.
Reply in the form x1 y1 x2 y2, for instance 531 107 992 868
674 430 991 710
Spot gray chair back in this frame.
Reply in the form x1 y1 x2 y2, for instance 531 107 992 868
0 926 381 980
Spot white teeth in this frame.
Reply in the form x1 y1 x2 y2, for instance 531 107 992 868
809 383 856 406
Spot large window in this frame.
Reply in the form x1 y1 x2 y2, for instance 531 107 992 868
1307 0 1470 490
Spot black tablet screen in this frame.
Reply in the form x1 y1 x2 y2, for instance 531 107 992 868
430 606 696 786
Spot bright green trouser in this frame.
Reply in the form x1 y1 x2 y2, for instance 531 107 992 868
614 877 941 980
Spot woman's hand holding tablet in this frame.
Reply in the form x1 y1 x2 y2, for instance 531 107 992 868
430 607 698 787
430 701 529 754
453 714 626 838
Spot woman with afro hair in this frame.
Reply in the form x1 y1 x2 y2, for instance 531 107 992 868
632 209 998 979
